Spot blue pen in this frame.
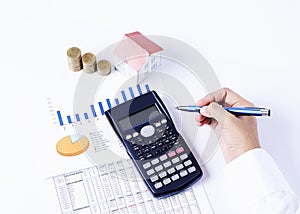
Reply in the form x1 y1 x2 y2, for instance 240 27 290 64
176 105 270 116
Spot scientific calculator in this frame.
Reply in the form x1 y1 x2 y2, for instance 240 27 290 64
105 91 203 197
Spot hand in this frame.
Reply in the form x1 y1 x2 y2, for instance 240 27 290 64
195 88 260 163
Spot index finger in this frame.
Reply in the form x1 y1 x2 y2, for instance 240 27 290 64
196 87 254 107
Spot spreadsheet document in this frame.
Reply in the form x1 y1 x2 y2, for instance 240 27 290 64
50 158 213 214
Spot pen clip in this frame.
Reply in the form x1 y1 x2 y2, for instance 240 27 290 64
244 107 267 110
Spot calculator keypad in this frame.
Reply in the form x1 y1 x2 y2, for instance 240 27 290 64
127 118 199 191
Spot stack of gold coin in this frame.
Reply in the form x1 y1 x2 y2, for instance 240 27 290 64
82 52 96 74
67 47 82 72
97 59 111 76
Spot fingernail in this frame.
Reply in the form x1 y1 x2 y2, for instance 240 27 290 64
200 106 207 114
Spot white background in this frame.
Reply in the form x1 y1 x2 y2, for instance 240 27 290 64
1 0 299 213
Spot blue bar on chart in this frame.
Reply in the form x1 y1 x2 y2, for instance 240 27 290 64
57 111 64 126
129 87 135 98
121 90 127 102
75 114 80 122
84 113 89 120
67 115 72 124
115 98 119 106
106 99 112 109
137 84 143 95
98 102 105 115
90 105 97 117
145 84 150 92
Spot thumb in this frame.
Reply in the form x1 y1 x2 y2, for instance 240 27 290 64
200 102 229 124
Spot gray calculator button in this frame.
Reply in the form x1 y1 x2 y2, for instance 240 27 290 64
172 157 180 164
160 154 168 161
150 175 159 182
125 134 132 140
141 125 155 138
163 178 171 185
180 153 188 160
175 164 184 170
132 132 139 138
154 122 161 127
147 169 155 176
155 165 163 172
167 167 175 174
159 171 167 178
143 162 151 169
151 158 159 165
163 161 171 168
184 160 192 167
154 182 163 189
161 119 167 124
171 174 179 181
188 166 196 173
180 170 188 177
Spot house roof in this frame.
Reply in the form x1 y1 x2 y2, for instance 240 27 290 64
114 31 163 72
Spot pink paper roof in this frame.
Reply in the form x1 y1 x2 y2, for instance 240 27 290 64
114 31 163 72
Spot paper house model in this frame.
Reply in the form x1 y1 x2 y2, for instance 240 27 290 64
114 31 164 83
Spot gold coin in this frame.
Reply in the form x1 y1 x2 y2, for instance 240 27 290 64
67 47 81 59
97 59 111 76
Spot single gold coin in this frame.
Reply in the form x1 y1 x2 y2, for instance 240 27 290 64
67 47 81 59
97 59 111 76
82 52 96 73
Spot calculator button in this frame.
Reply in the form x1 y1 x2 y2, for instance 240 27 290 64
137 150 143 156
125 134 132 140
160 154 168 161
151 158 159 165
150 175 159 182
155 165 163 172
161 119 167 124
175 164 184 170
180 153 188 160
180 170 188 177
147 169 155 176
163 178 171 185
132 132 139 138
154 150 160 156
163 161 171 168
151 144 156 149
172 157 180 164
154 182 163 189
184 160 192 167
176 147 184 154
171 174 179 181
146 153 153 159
167 167 175 174
143 162 151 169
159 171 167 178
154 122 161 127
188 166 196 173
140 125 155 138
168 151 176 158
143 148 150 153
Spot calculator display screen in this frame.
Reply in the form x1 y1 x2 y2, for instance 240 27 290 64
118 105 160 131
